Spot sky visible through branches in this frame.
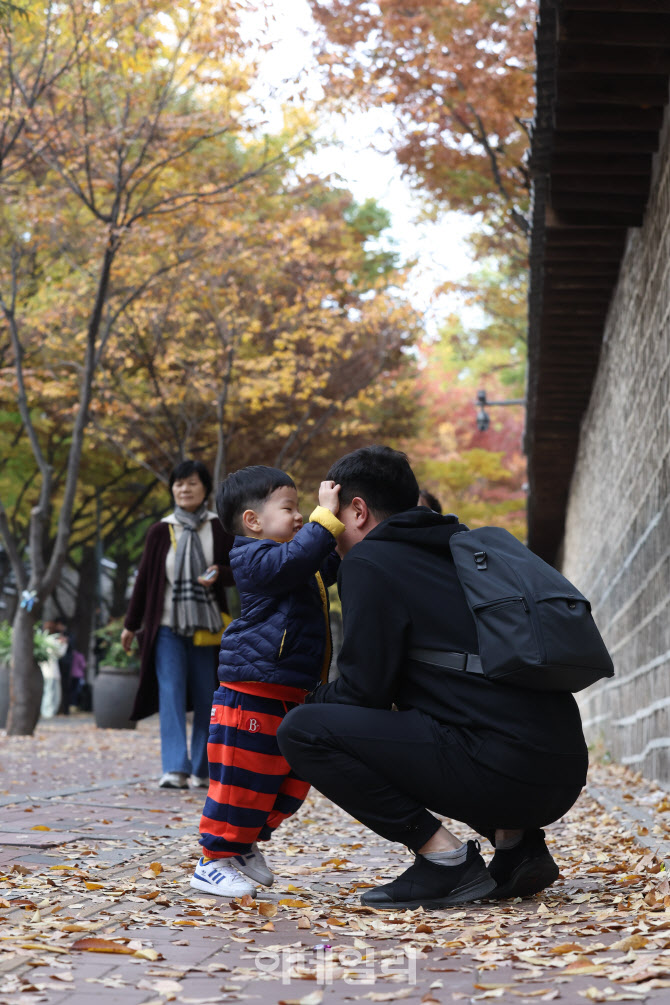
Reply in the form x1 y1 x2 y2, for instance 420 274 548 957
240 0 478 337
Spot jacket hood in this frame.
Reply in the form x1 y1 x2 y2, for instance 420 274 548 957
364 507 468 556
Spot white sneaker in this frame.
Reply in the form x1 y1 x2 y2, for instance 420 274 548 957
233 842 274 886
158 772 189 789
190 857 257 898
190 775 209 788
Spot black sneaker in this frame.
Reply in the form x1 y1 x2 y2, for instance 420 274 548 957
360 840 496 910
487 829 559 899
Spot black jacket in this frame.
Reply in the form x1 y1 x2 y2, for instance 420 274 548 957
308 508 588 787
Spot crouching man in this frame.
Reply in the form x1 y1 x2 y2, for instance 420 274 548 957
277 445 587 910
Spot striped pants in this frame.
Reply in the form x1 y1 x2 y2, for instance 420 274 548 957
199 685 310 858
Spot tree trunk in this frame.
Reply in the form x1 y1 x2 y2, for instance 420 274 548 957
7 605 42 735
0 551 18 623
71 547 97 659
110 551 131 620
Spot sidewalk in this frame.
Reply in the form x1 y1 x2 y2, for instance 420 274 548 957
1 715 669 1005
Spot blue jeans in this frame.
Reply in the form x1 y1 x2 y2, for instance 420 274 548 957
154 626 218 778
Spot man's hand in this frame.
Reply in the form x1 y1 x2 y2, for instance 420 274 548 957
319 480 341 515
120 628 135 654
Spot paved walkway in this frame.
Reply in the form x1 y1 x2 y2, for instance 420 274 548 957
1 714 669 1005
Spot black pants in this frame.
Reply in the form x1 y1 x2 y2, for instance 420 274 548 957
277 704 583 853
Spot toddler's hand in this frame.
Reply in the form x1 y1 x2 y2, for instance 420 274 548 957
319 480 341 514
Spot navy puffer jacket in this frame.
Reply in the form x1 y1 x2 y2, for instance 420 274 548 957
218 516 341 691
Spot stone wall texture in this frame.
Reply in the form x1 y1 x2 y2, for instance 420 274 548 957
561 106 670 785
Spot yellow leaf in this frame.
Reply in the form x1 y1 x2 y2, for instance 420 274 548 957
30 826 51 831
134 947 161 960
549 942 586 954
610 934 648 951
72 938 136 955
19 942 70 954
563 959 606 975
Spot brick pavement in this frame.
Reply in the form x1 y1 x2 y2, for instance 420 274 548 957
1 714 669 1005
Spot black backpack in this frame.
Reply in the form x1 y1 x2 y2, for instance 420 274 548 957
448 526 614 693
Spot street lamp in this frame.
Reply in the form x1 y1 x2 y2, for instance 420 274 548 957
475 389 525 432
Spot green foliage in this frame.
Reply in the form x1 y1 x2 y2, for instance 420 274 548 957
0 621 63 663
33 628 63 663
94 618 140 671
0 2 29 22
439 252 528 398
0 621 11 664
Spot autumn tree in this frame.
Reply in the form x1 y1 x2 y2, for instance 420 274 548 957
0 2 26 22
0 0 312 734
89 164 420 498
309 0 534 513
308 0 536 243
404 339 526 539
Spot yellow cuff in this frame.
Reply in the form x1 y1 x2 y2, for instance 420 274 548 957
309 506 345 538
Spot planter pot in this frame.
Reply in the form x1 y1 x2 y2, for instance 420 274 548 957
93 666 139 730
0 663 9 730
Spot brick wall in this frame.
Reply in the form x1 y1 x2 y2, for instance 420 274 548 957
561 106 670 784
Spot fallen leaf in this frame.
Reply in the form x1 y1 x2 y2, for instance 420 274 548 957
364 991 415 1002
549 943 587 954
610 934 648 951
279 992 323 1005
72 938 136 955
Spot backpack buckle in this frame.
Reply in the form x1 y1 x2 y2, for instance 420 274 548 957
474 551 488 571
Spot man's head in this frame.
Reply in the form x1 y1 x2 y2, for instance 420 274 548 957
217 465 301 542
326 445 419 555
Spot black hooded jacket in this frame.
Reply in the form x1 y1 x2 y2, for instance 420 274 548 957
308 508 588 787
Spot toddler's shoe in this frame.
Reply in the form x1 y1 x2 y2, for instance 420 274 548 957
158 772 189 789
233 842 274 886
190 857 257 898
487 829 559 899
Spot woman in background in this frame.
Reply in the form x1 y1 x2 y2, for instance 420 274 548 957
121 460 234 789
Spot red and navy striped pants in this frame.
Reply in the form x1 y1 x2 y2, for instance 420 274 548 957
199 683 310 858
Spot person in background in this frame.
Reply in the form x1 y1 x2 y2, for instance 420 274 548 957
44 619 73 716
68 647 87 710
121 460 234 790
418 488 442 513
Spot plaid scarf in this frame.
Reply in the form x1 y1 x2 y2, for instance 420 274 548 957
171 504 222 637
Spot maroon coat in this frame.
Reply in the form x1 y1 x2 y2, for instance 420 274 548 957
124 518 235 721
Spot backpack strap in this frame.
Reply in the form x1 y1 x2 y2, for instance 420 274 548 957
409 648 484 676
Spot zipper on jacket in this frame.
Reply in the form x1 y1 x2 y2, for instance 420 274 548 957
277 628 287 660
473 596 529 614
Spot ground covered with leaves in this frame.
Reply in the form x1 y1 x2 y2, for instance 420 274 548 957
0 716 669 1005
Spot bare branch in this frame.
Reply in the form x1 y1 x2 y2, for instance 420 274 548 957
0 494 26 590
